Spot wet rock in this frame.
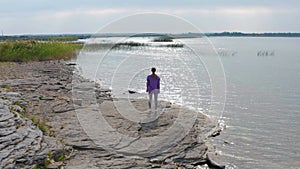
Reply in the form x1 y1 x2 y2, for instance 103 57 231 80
66 63 77 66
206 153 226 169
224 140 234 145
128 90 137 94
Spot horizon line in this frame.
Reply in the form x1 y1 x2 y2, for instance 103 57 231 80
2 31 300 37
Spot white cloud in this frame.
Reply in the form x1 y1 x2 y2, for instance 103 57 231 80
40 7 277 18
49 8 129 18
1 6 299 34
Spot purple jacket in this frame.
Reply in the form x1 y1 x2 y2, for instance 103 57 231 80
146 74 160 93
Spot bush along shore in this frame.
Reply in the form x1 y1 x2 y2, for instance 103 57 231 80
0 59 226 168
0 41 82 62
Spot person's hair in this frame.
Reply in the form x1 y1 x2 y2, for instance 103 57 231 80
151 67 156 73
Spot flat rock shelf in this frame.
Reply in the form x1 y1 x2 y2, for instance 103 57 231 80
0 61 225 169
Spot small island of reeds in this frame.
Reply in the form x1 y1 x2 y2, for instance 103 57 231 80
152 36 174 42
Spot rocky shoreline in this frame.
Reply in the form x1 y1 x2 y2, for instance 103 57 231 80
0 61 225 169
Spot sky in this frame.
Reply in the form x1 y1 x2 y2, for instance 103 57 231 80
1 0 300 35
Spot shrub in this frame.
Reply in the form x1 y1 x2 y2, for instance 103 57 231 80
0 41 82 62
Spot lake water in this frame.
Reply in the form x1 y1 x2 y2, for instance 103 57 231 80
74 36 300 169
210 37 300 169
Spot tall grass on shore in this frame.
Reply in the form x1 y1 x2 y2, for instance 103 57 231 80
0 41 82 62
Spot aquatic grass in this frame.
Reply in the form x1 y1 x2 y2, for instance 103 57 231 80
153 36 174 42
115 41 147 47
0 41 82 62
112 41 148 50
163 44 184 48
82 41 148 51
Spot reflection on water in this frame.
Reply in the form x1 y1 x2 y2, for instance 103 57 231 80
77 37 213 113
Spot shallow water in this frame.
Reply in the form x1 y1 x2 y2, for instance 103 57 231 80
75 36 300 168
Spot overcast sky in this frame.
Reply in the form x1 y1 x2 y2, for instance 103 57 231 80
1 0 300 35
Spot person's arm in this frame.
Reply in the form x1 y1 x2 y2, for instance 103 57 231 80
146 76 149 92
158 77 160 93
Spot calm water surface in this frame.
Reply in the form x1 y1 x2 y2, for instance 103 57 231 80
75 37 300 169
210 37 300 169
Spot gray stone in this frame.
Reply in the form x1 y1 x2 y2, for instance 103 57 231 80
73 99 83 106
0 61 225 169
4 92 21 98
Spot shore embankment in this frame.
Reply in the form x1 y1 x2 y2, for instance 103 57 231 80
0 61 225 169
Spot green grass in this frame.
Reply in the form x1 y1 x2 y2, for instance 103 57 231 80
33 164 45 169
54 153 65 161
29 115 49 134
11 99 55 136
37 122 47 133
33 149 72 169
0 84 10 88
0 84 13 92
13 101 26 111
0 41 82 62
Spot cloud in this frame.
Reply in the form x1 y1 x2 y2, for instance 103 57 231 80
39 6 300 20
49 8 130 18
1 5 299 34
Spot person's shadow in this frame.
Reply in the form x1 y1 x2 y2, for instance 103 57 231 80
142 110 158 131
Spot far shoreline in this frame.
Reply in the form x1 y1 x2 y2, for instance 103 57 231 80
1 31 300 42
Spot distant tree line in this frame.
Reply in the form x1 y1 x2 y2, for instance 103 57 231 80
1 32 300 42
205 32 300 37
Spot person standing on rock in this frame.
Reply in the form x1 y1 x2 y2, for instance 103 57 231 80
146 67 160 110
